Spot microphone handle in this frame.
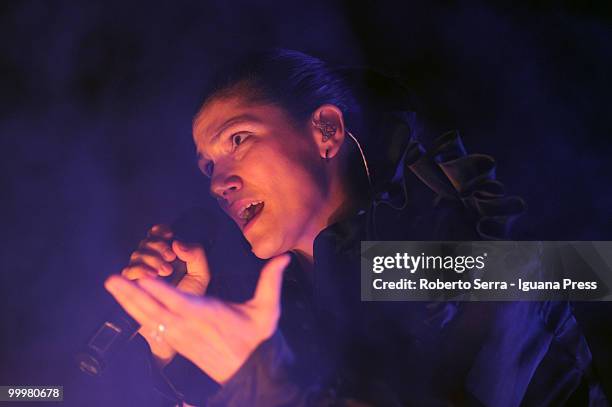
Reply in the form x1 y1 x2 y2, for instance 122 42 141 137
76 259 187 376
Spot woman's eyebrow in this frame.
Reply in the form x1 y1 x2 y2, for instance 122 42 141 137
196 114 261 161
209 114 261 145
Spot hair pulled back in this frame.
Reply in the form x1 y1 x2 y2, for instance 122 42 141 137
201 49 415 193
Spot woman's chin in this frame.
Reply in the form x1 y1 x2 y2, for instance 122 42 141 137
248 236 286 260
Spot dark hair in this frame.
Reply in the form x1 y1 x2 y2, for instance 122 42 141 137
201 49 361 128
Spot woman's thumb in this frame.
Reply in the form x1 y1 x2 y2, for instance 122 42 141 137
172 240 211 281
252 254 291 309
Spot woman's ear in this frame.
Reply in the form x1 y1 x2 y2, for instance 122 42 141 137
310 104 345 160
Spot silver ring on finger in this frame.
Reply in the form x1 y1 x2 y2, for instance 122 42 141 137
151 323 166 343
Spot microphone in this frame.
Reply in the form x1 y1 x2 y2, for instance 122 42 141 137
75 259 187 376
76 207 219 376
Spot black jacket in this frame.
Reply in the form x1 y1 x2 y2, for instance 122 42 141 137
149 121 607 406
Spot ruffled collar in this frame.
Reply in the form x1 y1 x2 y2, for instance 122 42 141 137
363 110 526 240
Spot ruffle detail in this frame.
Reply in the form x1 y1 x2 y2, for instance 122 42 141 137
403 130 526 240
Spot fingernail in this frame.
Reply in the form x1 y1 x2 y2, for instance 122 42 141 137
162 263 172 274
104 275 120 291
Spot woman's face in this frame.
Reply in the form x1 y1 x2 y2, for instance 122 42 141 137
193 96 335 259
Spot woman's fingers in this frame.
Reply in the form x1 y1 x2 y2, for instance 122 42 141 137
104 275 178 329
129 249 173 276
108 256 289 385
138 277 199 314
121 262 157 279
139 239 176 262
148 224 173 240
172 241 210 278
122 226 176 280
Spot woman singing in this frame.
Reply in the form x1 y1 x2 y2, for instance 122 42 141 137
104 49 604 406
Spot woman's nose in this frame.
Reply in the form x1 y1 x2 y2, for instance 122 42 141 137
211 174 243 200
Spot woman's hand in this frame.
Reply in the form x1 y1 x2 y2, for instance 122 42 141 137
107 252 291 384
120 224 210 366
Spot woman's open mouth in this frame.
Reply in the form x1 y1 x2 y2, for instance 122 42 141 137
238 201 265 231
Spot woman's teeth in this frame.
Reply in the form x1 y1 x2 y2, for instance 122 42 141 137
239 201 264 222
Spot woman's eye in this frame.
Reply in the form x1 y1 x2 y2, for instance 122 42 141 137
231 133 249 149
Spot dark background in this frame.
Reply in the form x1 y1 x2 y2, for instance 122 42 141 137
1 1 611 405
